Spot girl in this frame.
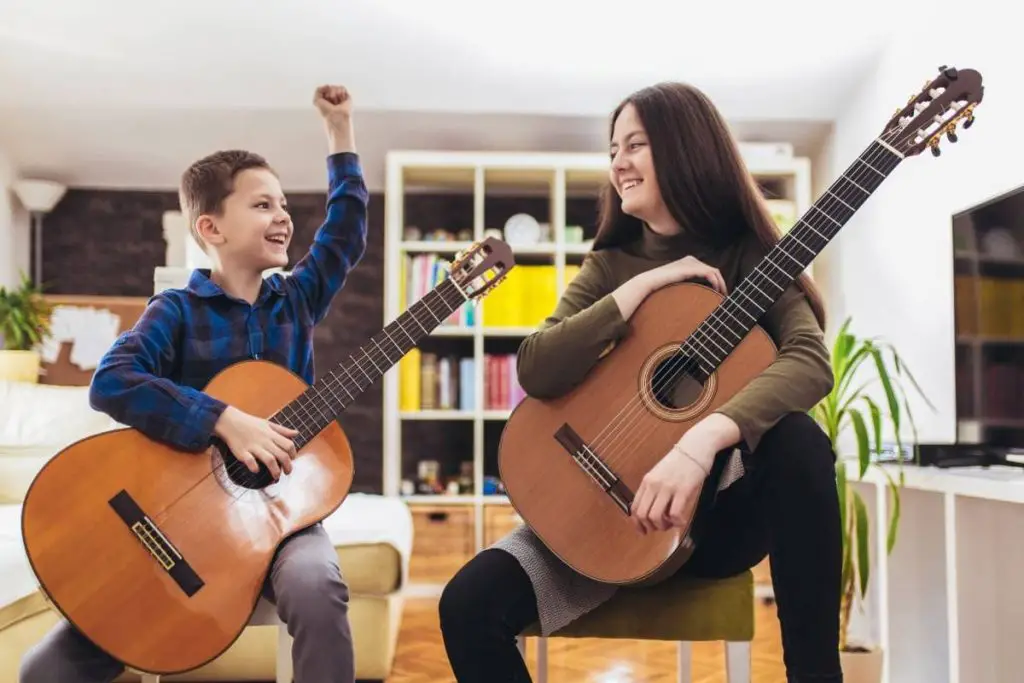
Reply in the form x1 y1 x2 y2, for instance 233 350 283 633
440 81 843 683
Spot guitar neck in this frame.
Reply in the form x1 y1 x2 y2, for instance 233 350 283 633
685 139 904 381
274 277 468 448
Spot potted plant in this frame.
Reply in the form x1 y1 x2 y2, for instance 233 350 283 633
811 317 932 683
0 273 54 383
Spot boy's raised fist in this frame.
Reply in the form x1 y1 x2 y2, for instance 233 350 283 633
314 85 352 119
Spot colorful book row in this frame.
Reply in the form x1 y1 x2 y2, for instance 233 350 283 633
399 350 526 412
400 253 580 328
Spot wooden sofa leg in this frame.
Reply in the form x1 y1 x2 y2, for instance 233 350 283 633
724 641 752 683
536 636 548 683
676 641 691 683
277 621 293 683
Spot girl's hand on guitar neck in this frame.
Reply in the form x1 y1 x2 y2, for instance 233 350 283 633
630 413 741 534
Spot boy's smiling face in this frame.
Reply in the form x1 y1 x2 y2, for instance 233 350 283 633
198 167 293 272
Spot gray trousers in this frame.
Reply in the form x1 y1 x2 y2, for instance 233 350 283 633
19 523 354 683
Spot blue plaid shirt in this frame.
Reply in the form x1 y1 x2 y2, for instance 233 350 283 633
89 152 368 452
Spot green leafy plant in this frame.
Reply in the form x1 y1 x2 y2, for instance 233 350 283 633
810 316 933 652
0 273 53 352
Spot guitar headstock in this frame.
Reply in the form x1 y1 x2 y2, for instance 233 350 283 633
449 236 516 300
882 65 984 158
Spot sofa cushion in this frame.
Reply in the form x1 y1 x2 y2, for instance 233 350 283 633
0 381 120 503
0 381 116 446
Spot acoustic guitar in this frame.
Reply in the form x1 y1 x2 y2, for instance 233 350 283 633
498 66 984 586
20 237 514 675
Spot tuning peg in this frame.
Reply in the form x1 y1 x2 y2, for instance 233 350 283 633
963 115 974 129
947 130 958 143
929 139 942 157
939 65 959 80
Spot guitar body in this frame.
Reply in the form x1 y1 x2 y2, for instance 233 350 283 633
20 360 353 675
498 282 777 586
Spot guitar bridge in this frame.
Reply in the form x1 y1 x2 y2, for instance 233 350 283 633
131 519 177 570
553 423 634 515
108 489 205 597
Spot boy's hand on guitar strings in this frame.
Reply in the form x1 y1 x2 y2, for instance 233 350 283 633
213 406 299 481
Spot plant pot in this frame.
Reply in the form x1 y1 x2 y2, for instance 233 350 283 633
840 647 883 683
0 349 42 383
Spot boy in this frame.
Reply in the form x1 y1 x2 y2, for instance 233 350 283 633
19 84 368 683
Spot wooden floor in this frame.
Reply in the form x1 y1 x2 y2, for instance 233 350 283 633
386 596 787 683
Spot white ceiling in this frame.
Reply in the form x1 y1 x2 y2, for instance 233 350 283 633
0 0 901 192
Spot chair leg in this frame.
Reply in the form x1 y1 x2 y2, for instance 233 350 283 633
536 636 548 683
676 641 691 683
276 621 293 683
140 675 159 683
724 641 752 683
516 635 526 658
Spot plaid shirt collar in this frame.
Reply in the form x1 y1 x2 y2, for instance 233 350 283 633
186 268 287 303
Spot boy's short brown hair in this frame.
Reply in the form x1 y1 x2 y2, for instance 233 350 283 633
178 150 275 251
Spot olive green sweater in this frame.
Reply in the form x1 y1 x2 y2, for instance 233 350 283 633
516 224 834 453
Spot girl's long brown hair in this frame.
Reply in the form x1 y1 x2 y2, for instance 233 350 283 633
592 81 826 329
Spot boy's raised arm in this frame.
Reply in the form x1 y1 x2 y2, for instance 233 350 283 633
286 84 368 324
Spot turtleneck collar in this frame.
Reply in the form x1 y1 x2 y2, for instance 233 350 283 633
632 222 698 260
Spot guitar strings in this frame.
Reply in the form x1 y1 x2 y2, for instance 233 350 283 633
594 131 906 472
150 280 468 524
586 125 908 476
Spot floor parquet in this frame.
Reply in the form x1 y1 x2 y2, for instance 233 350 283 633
387 596 787 683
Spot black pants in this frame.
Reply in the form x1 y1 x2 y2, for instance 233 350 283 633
439 412 843 683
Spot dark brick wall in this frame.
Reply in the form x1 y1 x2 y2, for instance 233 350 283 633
39 187 601 494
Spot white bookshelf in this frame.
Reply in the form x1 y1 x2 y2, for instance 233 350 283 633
381 148 813 579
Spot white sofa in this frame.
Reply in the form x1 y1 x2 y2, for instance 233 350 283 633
0 379 411 681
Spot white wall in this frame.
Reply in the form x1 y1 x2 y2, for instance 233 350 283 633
823 26 1019 446
0 150 29 289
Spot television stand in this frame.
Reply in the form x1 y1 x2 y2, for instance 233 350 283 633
916 443 1024 469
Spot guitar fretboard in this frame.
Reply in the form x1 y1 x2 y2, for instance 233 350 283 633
272 278 469 448
682 139 904 381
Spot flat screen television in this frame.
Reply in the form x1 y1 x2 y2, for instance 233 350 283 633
952 184 1024 450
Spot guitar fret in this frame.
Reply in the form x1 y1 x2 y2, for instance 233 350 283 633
279 278 469 448
854 157 886 177
683 139 902 382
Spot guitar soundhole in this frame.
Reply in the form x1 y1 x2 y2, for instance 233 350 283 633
639 344 716 421
210 437 276 491
650 356 705 410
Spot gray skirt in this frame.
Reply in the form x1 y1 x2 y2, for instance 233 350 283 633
492 448 747 636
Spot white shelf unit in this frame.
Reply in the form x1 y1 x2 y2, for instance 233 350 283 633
381 148 813 577
848 460 1024 683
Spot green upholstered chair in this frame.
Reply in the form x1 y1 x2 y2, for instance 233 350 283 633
516 569 754 683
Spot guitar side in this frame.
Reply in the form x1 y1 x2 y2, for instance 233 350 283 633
20 360 353 675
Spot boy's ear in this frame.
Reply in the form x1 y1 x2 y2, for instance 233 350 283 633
196 215 225 247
